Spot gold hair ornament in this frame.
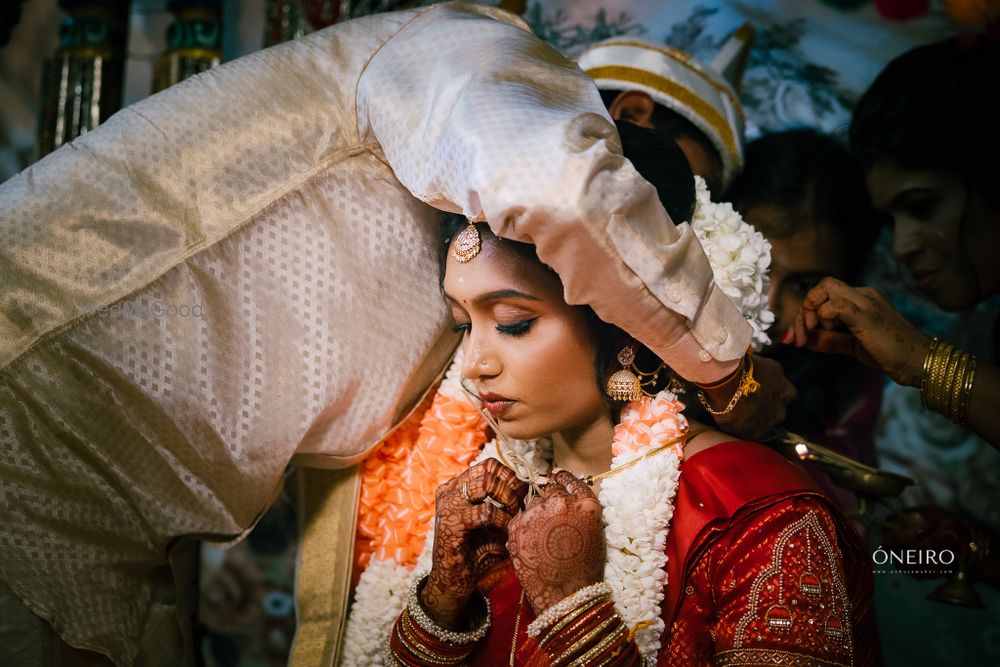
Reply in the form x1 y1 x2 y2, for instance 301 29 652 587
451 220 481 263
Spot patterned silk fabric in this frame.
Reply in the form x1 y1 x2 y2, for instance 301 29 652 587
447 450 873 667
665 497 860 666
0 3 750 664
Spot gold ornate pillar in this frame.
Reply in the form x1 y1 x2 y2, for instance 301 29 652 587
152 0 223 93
37 0 131 158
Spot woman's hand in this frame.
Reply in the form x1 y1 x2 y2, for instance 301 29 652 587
422 459 525 629
506 469 606 614
786 277 931 387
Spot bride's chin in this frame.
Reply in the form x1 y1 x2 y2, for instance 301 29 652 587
497 418 548 442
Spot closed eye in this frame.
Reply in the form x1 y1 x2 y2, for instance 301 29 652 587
496 318 537 337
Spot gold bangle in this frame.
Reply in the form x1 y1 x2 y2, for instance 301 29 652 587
550 616 618 667
926 342 954 413
958 355 977 425
942 348 963 417
696 355 759 416
573 622 628 667
539 598 604 648
398 612 468 665
948 352 969 421
921 338 940 409
922 340 978 426
929 342 948 411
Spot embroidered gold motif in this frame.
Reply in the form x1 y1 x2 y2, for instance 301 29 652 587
764 604 793 631
800 572 822 597
715 647 850 666
732 511 854 663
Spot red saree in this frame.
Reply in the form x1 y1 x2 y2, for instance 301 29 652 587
468 441 878 666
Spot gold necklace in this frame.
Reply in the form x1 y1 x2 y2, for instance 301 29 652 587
578 427 708 486
510 589 525 666
466 382 705 491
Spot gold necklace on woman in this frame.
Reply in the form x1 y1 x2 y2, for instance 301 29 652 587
510 589 525 666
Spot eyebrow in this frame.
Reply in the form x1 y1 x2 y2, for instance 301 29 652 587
444 288 541 307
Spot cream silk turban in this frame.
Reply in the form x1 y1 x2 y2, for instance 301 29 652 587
0 2 750 664
578 37 746 190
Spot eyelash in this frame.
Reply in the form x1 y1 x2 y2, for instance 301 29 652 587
497 318 537 337
450 318 538 337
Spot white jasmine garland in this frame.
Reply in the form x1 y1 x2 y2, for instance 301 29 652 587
340 558 413 666
690 175 775 349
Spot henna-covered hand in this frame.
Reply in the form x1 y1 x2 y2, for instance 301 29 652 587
422 458 526 629
787 277 931 387
506 469 606 614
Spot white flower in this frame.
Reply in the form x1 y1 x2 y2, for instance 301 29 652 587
340 558 413 666
690 176 774 350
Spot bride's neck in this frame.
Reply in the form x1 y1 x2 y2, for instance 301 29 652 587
550 414 615 478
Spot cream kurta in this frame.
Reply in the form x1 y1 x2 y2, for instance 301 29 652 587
0 3 749 665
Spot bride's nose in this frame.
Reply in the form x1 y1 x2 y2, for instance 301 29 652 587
462 334 500 379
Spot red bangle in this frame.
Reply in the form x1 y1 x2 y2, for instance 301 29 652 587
388 609 474 666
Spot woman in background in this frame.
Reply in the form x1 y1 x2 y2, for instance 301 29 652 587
787 35 1000 667
788 36 1000 448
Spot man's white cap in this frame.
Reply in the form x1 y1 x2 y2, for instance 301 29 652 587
578 29 752 189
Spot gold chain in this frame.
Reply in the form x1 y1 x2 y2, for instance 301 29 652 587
583 427 708 485
510 589 525 666
696 355 759 416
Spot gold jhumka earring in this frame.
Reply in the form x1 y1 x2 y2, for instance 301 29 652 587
605 346 642 401
605 345 666 402
451 220 481 263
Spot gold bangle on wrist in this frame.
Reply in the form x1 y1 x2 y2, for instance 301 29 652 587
920 338 940 409
943 348 963 415
920 339 977 426
696 354 759 416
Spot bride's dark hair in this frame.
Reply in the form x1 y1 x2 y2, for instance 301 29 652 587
441 121 697 412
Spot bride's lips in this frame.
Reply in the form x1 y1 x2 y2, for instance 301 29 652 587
479 392 515 418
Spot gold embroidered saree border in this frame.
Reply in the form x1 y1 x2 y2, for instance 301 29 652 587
715 647 849 667
289 465 362 667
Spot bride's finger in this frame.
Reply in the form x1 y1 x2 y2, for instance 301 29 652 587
552 469 596 500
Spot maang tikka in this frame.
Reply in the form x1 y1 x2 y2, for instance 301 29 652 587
605 345 643 402
451 220 481 263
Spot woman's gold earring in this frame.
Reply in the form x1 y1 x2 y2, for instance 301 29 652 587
605 345 643 402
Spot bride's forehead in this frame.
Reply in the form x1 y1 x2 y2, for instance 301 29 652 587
444 239 560 298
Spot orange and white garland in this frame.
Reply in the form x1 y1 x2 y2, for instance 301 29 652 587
339 350 689 665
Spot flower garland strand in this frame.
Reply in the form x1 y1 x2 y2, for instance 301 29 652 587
341 350 488 666
690 175 774 349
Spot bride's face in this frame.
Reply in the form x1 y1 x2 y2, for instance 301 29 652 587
443 233 608 440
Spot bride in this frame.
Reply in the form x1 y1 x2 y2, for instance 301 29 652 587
346 123 876 666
